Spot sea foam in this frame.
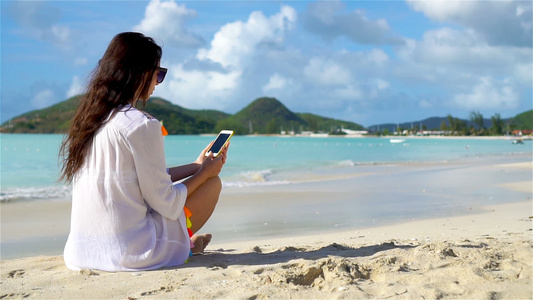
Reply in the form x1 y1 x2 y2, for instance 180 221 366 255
0 185 72 202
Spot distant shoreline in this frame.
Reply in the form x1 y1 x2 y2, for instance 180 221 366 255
243 133 531 140
0 131 533 140
3 131 531 140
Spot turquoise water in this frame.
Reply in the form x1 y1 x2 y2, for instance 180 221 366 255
1 133 531 202
1 133 532 259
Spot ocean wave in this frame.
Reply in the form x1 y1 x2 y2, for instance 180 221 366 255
336 160 397 167
222 169 290 187
338 160 356 167
0 185 72 202
337 160 375 167
222 180 290 188
240 169 274 182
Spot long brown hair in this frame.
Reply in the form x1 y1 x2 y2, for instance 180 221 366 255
59 32 162 183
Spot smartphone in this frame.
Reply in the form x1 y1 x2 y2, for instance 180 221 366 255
206 130 233 157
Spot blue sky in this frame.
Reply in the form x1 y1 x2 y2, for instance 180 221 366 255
1 0 532 127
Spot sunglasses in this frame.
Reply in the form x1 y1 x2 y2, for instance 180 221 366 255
156 67 167 84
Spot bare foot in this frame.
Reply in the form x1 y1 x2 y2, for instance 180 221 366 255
191 233 212 254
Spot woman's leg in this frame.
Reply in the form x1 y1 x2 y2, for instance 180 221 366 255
185 176 222 233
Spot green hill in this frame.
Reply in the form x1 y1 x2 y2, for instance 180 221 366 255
509 109 533 130
216 97 307 134
143 98 230 134
5 94 524 135
214 97 364 135
296 112 365 133
0 95 364 135
0 96 229 134
0 95 83 134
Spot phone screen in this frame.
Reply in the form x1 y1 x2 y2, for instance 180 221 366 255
208 133 232 156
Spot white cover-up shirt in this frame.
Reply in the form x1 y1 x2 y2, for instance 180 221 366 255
64 105 190 271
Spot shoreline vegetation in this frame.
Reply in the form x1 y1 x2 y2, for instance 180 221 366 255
2 132 532 139
241 133 533 139
3 128 533 142
1 96 532 136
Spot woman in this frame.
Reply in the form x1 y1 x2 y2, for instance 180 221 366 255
59 32 228 271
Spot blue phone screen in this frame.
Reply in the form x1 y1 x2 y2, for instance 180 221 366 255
209 133 231 154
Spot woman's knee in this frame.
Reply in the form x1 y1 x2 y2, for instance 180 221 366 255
206 176 222 195
187 176 221 206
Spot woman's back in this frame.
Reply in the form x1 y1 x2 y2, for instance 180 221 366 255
64 106 190 271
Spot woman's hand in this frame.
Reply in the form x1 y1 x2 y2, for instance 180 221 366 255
197 142 230 179
182 142 229 197
194 141 213 165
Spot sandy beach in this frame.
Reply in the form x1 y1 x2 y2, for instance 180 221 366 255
1 158 532 299
1 200 531 299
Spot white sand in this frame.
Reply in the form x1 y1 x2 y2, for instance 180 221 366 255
1 200 531 299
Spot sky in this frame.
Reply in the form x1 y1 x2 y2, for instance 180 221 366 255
1 0 532 127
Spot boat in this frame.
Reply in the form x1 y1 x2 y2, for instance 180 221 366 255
512 139 524 144
390 138 406 144
310 133 329 137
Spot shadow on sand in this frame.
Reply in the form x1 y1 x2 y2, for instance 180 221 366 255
176 241 415 270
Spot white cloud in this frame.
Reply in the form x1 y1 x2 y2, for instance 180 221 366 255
156 64 241 110
32 89 56 109
451 77 519 110
418 99 435 109
66 76 84 98
396 27 531 88
367 49 389 66
407 0 532 47
332 84 363 100
196 5 297 69
407 0 476 21
304 57 352 86
73 57 88 67
133 0 204 47
48 25 70 45
260 73 302 106
262 73 288 92
514 63 533 86
373 79 389 91
7 1 72 48
146 1 530 125
391 25 530 116
303 0 404 45
156 5 297 111
404 28 482 66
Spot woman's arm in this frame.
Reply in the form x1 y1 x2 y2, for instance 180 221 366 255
169 141 229 197
181 144 228 197
167 141 212 182
168 163 201 182
181 154 220 197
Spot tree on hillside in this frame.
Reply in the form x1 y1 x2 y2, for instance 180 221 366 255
215 118 247 135
307 117 318 132
266 119 278 134
446 115 456 132
440 120 448 131
456 118 468 135
469 111 485 135
446 114 467 135
490 113 504 135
